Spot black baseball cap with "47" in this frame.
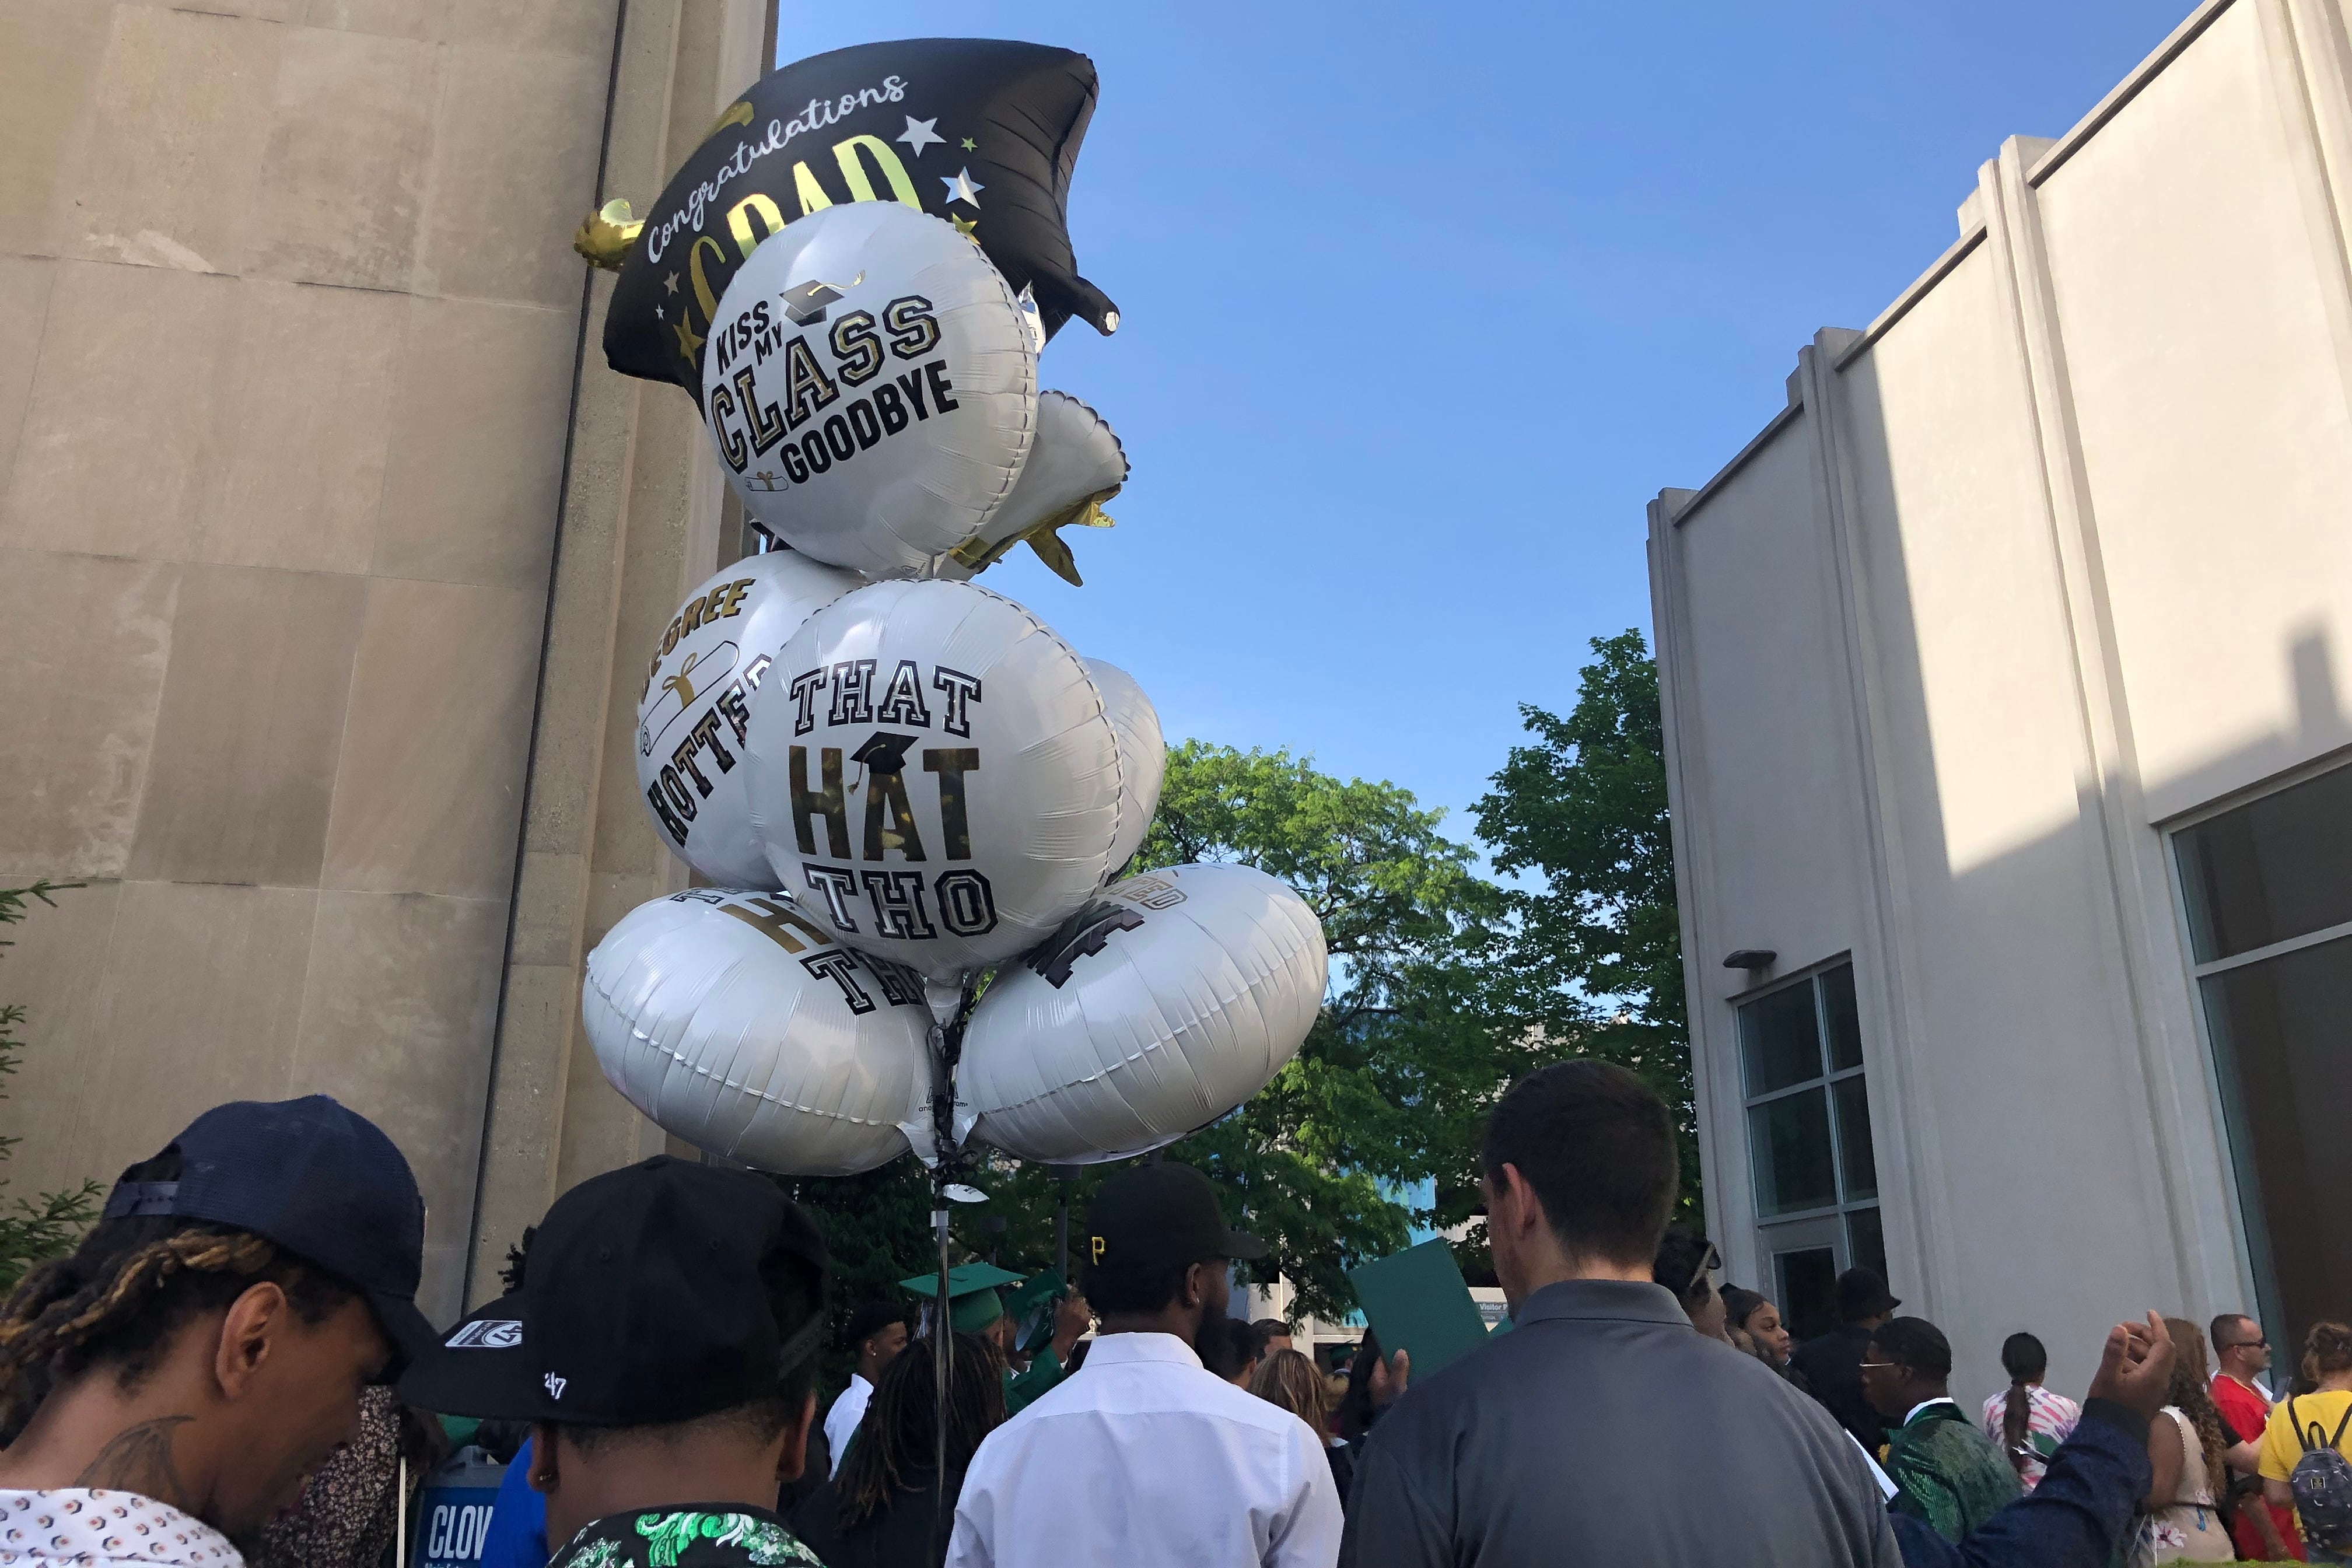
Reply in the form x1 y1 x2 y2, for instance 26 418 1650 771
400 1156 830 1425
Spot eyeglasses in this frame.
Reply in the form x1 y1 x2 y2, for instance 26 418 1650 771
2224 1338 2269 1352
1859 1362 1898 1371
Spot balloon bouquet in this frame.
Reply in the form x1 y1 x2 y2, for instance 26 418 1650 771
573 43 1328 1382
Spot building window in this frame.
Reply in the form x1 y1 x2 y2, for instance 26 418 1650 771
2173 761 2352 1346
1738 960 1883 1340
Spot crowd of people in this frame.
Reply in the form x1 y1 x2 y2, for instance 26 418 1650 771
0 1079 2345 1568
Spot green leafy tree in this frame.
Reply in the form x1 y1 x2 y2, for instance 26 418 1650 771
1469 630 1700 1224
0 883 102 1294
1126 743 1553 1318
791 654 1700 1334
793 743 1530 1329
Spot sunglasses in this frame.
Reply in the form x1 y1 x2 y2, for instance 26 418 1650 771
2224 1338 2269 1351
1687 1244 1723 1296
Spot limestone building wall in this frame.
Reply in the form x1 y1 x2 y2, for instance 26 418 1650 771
1650 0 2352 1405
0 0 772 1321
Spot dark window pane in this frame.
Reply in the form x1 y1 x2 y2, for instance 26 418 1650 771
1776 1247 1840 1343
2200 933 2352 1353
1749 1089 1836 1217
1833 1076 1879 1202
1740 979 1823 1096
1823 963 1864 1071
1846 1206 1886 1286
2176 765 2352 963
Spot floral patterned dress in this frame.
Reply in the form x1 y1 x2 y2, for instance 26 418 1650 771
551 1506 822 1568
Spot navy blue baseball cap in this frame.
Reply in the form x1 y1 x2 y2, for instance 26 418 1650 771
102 1096 433 1370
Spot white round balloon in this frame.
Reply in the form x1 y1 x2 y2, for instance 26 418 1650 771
635 549 863 885
744 578 1127 980
955 863 1328 1163
1080 657 1163 879
582 888 936 1174
935 391 1128 582
701 202 1036 579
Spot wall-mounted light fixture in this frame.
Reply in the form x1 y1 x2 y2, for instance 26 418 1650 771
1723 949 1777 972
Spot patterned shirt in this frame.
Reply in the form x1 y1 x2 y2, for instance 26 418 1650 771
0 1490 240 1566
1885 1399 2024 1542
1978 1384 2082 1490
551 1505 821 1568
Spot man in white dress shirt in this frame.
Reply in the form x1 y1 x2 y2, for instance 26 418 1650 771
945 1164 1342 1568
823 1300 909 1476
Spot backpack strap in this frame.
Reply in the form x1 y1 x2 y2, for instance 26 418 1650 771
2330 1401 2352 1451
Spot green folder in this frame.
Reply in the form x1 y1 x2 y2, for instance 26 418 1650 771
1346 1238 1494 1381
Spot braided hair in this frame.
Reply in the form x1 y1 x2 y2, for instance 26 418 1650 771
0 1150 358 1443
2161 1318 2234 1504
834 1331 1004 1531
1999 1332 2048 1479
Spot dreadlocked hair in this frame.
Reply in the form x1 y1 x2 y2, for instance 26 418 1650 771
2162 1317 2233 1507
835 1331 1005 1531
0 1150 359 1444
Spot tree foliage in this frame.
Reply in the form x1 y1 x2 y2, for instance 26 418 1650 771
792 634 1698 1339
1469 630 1699 1224
0 883 102 1294
1139 742 1525 1317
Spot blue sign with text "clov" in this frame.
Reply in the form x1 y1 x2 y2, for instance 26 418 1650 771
414 1447 505 1568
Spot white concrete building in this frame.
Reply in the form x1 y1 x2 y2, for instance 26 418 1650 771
1648 0 2352 1406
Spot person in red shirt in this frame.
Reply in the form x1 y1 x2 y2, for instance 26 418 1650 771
2210 1312 2302 1560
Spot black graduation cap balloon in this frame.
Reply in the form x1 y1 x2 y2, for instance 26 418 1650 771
599 38 1119 395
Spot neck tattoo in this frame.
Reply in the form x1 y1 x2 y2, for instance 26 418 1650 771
73 1416 197 1511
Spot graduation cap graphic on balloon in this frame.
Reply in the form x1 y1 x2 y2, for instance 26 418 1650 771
594 37 1119 397
779 272 863 327
850 731 918 774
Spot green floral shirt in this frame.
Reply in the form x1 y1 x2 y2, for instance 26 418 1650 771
552 1505 824 1568
1885 1401 2024 1542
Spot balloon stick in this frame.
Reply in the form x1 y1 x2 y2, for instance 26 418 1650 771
1052 1164 1077 1284
928 979 974 1560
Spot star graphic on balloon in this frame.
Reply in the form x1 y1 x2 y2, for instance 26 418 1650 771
950 213 979 238
897 116 943 156
654 303 664 320
672 315 704 359
942 167 984 206
663 271 679 295
960 136 977 152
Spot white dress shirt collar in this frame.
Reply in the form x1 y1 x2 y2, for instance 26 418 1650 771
1076 1331 1205 1370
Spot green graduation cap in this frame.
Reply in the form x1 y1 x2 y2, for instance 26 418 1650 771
1003 1269 1069 1353
901 1261 1025 1334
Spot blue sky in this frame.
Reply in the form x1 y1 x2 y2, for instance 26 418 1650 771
768 1 2190 846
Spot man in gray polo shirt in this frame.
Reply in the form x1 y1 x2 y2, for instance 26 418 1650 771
1339 1061 1900 1567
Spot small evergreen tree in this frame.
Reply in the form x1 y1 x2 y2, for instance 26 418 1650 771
0 882 102 1293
